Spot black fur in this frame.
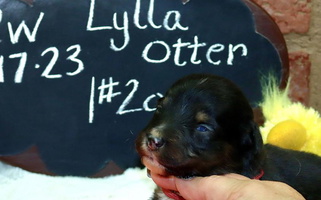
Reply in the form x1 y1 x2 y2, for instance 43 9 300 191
136 74 321 200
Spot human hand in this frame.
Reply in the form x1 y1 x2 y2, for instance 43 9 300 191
149 171 305 200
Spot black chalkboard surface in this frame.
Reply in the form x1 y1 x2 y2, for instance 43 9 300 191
0 0 284 176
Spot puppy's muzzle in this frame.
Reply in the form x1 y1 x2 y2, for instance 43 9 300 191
147 134 165 151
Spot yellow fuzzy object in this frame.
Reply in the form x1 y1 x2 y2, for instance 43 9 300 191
259 76 321 157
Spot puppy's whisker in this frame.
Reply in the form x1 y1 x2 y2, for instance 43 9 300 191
187 149 197 157
198 78 208 85
295 157 302 176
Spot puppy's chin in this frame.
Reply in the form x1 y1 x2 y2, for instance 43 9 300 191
141 156 167 176
141 154 203 179
141 154 193 178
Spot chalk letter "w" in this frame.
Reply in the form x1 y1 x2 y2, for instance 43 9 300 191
7 12 44 44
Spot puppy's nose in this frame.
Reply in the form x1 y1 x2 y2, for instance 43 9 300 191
147 135 165 151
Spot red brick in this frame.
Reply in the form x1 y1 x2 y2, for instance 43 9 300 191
288 52 311 105
252 0 312 34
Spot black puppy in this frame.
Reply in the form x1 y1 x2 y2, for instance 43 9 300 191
136 74 321 200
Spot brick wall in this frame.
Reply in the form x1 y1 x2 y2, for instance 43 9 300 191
252 0 313 106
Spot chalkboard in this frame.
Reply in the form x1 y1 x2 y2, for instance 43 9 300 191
0 0 285 176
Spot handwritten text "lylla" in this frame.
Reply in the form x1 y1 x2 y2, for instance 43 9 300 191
86 0 189 51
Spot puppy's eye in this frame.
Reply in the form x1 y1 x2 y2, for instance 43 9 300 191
196 124 213 132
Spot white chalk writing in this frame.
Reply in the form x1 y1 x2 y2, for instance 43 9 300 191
142 36 248 66
8 52 27 83
89 76 163 123
1 44 84 83
0 0 253 124
86 0 189 51
7 12 44 44
0 56 3 83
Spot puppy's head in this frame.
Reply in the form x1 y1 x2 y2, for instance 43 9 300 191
136 74 263 178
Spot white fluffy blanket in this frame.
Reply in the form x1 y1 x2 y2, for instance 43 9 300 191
0 162 156 200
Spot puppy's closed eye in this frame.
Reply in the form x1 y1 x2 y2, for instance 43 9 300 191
195 112 216 134
196 124 213 133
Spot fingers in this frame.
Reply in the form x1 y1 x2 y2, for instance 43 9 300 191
174 175 248 200
149 171 306 200
223 173 251 180
150 171 178 191
151 172 237 200
151 173 265 200
150 172 249 193
174 176 218 200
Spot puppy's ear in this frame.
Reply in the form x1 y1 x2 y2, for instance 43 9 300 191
241 120 264 175
242 121 263 152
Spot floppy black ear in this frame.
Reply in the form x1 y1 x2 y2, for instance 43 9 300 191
240 120 264 177
245 121 263 153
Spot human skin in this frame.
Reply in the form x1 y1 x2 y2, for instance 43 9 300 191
151 172 305 200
